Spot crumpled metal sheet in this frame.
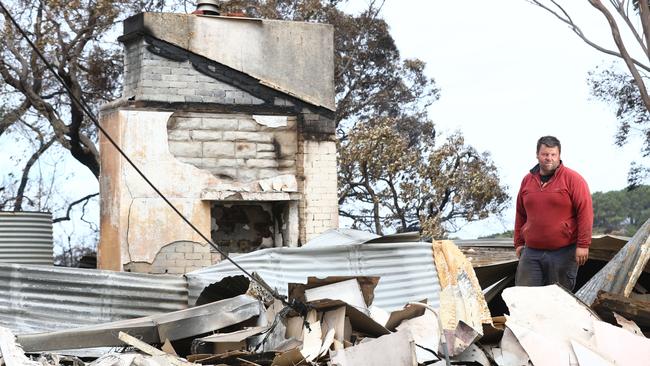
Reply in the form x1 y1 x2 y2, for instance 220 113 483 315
187 231 442 311
16 294 262 352
0 262 188 335
576 217 650 305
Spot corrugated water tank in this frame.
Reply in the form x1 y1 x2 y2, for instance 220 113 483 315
0 211 53 265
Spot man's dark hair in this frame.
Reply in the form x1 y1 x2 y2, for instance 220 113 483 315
536 136 561 153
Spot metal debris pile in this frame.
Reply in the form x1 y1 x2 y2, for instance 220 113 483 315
1 220 650 365
0 275 488 366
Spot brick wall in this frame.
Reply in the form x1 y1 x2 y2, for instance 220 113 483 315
149 241 216 274
103 33 338 272
298 139 339 243
302 109 336 136
123 38 264 105
166 113 297 182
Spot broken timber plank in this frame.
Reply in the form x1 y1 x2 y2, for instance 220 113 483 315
592 291 650 330
118 332 198 366
576 217 650 305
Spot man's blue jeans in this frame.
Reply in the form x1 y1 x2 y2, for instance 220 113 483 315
515 244 579 291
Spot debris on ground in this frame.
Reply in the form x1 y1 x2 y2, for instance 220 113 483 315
2 223 650 365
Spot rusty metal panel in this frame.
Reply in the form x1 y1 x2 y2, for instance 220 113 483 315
187 230 441 311
0 211 53 265
0 263 188 335
432 240 492 332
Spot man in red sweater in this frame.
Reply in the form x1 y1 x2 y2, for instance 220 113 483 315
514 136 593 290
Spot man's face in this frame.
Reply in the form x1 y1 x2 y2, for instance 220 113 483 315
536 145 560 175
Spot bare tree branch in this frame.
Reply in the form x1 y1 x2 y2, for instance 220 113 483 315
529 0 650 72
52 193 99 223
638 0 650 57
0 99 31 136
13 136 56 211
589 0 650 115
383 174 407 230
612 0 648 56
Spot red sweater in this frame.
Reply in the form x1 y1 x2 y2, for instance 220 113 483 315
514 163 593 250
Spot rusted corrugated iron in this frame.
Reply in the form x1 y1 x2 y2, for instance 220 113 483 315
433 240 492 327
433 240 492 356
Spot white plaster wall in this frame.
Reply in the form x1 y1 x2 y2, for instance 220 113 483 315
100 109 303 269
112 110 216 265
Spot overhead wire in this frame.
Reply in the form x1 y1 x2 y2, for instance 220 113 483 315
0 1 287 303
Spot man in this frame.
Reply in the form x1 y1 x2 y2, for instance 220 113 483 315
514 136 593 290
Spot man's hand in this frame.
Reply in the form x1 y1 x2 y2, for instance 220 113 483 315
516 246 524 258
575 247 589 266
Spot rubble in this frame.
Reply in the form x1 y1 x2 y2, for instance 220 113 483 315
117 332 198 366
2 225 650 365
329 331 417 366
0 327 40 366
576 217 650 305
592 291 650 330
185 229 443 310
17 294 263 352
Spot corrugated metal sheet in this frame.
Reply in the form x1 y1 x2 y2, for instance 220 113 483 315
305 228 379 246
0 262 188 335
0 211 53 265
17 295 262 352
187 232 441 312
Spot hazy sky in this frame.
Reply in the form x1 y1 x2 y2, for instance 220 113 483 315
363 0 644 238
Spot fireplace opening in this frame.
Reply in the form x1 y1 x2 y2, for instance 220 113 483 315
210 201 298 254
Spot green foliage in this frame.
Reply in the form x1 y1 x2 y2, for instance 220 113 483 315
589 66 650 186
339 121 510 238
479 230 514 239
592 185 650 235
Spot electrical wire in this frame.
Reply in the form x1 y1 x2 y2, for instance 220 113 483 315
0 1 286 303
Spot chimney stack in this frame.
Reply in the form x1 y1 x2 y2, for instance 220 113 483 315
194 0 222 15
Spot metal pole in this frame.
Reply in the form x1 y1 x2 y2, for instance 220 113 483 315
407 302 452 366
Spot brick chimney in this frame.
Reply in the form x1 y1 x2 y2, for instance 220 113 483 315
98 12 337 273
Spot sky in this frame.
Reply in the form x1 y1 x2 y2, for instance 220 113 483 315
1 0 646 248
362 0 645 238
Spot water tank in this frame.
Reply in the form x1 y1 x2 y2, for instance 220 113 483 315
0 211 53 265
